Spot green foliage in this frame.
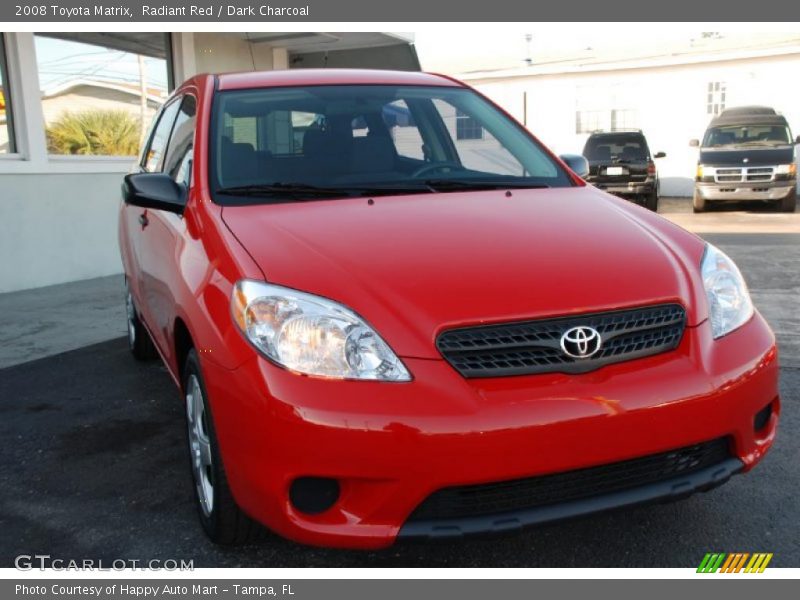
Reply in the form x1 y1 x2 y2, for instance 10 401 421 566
46 109 141 156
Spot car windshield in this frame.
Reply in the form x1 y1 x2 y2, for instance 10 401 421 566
209 84 573 204
703 124 792 147
582 135 649 162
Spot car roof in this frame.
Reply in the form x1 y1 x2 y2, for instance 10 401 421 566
214 68 462 91
708 109 788 128
587 130 644 138
718 105 777 117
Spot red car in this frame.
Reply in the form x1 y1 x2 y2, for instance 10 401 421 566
119 69 779 549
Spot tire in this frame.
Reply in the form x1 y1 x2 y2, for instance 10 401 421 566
692 190 707 213
778 192 796 213
644 191 659 212
125 280 157 360
183 349 266 545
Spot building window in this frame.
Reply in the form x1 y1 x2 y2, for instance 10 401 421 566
0 34 16 154
34 33 171 157
575 83 639 133
576 110 607 134
455 110 483 140
707 81 726 115
611 109 638 131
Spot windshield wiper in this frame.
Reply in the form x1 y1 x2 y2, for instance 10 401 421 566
423 179 550 191
216 182 441 200
216 183 356 199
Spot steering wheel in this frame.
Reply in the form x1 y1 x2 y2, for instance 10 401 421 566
411 161 463 178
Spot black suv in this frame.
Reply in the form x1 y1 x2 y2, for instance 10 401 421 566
582 130 665 211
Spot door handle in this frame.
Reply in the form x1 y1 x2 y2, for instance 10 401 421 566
138 213 149 228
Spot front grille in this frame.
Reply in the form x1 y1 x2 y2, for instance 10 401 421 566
714 166 775 183
746 167 773 182
716 168 742 182
437 304 686 378
408 437 731 522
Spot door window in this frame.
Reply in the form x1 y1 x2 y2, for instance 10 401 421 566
142 99 181 172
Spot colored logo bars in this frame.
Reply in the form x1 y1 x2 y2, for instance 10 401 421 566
697 553 773 573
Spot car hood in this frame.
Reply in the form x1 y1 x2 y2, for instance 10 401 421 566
221 187 708 359
699 145 794 166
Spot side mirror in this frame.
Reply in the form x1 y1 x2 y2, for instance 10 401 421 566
122 172 187 214
653 151 666 159
795 135 800 144
559 154 589 178
689 139 700 147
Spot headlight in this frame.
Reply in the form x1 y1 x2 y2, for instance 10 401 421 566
697 165 716 179
231 280 411 381
775 163 797 177
701 244 754 339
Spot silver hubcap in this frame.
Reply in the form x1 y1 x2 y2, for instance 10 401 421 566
186 374 214 517
125 290 136 347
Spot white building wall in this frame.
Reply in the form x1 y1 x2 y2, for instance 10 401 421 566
192 33 275 73
470 54 800 196
0 172 130 293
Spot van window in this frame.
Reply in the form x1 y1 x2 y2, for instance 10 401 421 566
703 124 792 147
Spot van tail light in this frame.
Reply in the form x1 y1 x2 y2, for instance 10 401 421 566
647 161 656 176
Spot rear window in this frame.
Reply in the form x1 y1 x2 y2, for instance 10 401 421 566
583 134 649 162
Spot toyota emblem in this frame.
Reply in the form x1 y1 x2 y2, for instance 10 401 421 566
560 326 602 359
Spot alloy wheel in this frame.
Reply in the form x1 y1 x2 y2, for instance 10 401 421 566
186 374 214 517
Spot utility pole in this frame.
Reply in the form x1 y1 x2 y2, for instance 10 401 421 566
137 54 148 147
524 34 533 66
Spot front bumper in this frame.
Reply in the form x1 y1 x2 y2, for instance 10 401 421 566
201 312 779 549
696 181 796 202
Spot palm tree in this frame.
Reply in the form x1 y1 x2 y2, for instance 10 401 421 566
46 109 140 156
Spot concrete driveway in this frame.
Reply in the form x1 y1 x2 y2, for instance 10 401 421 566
0 197 797 567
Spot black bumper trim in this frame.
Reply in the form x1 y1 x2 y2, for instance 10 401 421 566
397 457 744 541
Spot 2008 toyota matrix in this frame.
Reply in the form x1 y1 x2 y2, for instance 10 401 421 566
118 69 779 549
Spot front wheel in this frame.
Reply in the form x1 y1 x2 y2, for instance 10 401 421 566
692 190 707 213
778 192 796 213
183 349 265 545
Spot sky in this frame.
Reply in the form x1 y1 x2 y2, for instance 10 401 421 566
34 35 169 93
412 26 799 73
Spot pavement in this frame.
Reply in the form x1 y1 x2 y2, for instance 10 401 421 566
0 196 798 567
0 275 126 370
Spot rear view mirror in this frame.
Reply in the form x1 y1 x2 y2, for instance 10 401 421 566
559 154 589 178
689 139 700 147
653 151 666 159
122 173 187 214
